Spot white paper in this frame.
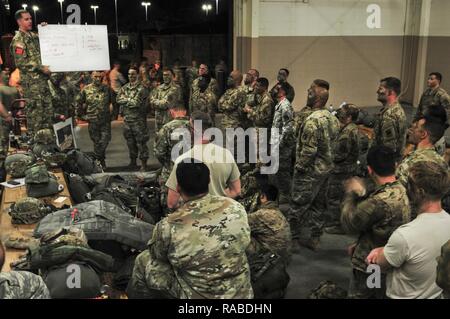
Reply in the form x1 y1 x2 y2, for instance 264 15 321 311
1 178 26 189
54 196 68 204
53 117 77 151
38 24 110 72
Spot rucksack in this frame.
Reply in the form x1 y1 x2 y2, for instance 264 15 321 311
62 149 103 176
33 200 155 257
65 173 92 204
249 249 290 299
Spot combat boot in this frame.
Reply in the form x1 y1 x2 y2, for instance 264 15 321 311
298 237 320 252
140 159 149 172
128 158 138 169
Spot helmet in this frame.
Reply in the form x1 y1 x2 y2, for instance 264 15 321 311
9 197 52 225
34 129 56 145
5 153 35 178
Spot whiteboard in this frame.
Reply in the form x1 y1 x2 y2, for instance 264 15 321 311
38 24 110 72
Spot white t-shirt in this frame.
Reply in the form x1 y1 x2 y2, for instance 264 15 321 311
166 143 240 197
383 210 450 299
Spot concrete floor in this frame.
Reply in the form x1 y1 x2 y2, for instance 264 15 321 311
75 104 415 298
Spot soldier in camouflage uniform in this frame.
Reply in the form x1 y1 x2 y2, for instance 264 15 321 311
0 240 51 299
154 105 190 214
397 111 448 187
325 104 360 234
76 71 112 168
373 77 407 162
128 161 253 299
246 184 292 262
288 80 340 251
185 60 199 94
10 10 53 136
341 146 410 299
270 82 295 204
116 68 150 171
414 72 450 155
437 239 450 298
48 73 71 121
190 64 220 102
243 77 275 166
269 68 295 104
218 70 246 129
294 106 313 140
150 68 182 131
189 74 217 125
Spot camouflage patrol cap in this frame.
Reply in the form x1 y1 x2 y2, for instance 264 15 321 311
5 153 35 178
34 129 56 145
308 280 347 299
8 197 52 225
40 227 89 248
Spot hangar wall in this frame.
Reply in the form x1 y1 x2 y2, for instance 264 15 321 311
234 0 450 110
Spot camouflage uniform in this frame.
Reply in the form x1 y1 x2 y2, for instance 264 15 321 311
185 66 199 93
373 101 407 161
150 83 182 131
289 109 340 241
0 271 51 299
128 194 254 299
327 122 360 226
189 88 217 125
415 87 450 121
436 239 450 298
246 92 275 164
48 77 71 120
246 201 292 261
154 116 190 211
218 86 247 129
76 83 112 162
190 77 220 101
270 98 295 202
294 106 314 140
341 181 410 299
396 147 448 187
116 82 150 162
10 30 53 135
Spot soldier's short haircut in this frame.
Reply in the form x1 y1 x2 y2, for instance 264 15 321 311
249 69 260 78
256 77 269 89
408 161 450 202
15 9 29 20
342 104 360 122
380 77 402 96
173 103 187 111
429 72 443 83
163 67 174 76
191 111 213 131
0 240 5 271
313 79 330 91
176 159 210 197
261 184 279 202
279 68 290 76
422 115 448 145
367 145 396 177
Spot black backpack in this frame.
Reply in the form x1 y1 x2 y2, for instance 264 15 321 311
62 149 103 176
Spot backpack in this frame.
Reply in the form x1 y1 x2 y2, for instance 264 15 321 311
33 200 155 258
62 149 103 176
65 173 92 204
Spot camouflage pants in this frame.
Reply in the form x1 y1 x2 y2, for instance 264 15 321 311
326 173 352 226
288 170 329 240
270 144 294 201
123 120 149 161
0 120 10 182
23 84 54 136
88 120 111 161
127 250 179 299
348 269 386 299
111 91 119 121
155 110 169 133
